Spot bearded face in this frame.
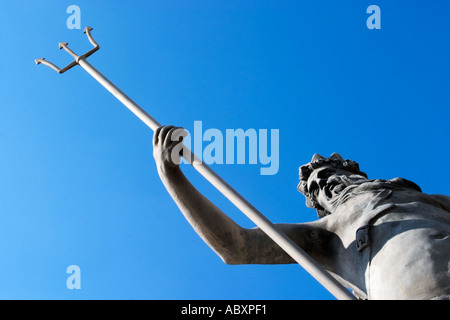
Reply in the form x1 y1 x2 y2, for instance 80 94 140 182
306 166 367 211
298 153 369 217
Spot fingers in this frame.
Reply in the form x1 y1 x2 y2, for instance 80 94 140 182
162 126 177 147
153 125 187 148
153 126 163 146
153 125 173 146
160 125 175 147
164 127 187 148
153 125 189 167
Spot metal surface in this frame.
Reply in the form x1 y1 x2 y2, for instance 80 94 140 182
35 26 99 73
35 26 356 300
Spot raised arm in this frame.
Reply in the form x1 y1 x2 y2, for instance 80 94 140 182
153 125 318 265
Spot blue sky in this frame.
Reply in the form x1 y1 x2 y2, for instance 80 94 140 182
0 1 449 299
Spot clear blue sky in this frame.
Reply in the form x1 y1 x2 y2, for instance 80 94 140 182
0 1 449 299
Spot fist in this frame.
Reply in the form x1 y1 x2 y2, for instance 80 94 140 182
153 125 187 169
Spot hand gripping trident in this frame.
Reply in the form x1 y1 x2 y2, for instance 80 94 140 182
35 27 355 300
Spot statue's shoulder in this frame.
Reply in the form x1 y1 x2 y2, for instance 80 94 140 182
353 177 422 194
387 177 422 192
387 177 449 213
430 194 450 213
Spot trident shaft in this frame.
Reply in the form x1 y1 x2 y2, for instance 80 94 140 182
35 26 356 300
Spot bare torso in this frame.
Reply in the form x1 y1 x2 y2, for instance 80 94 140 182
325 187 450 299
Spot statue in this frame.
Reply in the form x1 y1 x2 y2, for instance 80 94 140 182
153 125 450 300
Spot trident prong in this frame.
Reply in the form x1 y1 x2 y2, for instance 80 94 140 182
35 26 100 74
84 26 99 48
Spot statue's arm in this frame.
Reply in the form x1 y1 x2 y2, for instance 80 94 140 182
153 126 305 265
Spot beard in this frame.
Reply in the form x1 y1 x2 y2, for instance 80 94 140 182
323 174 368 201
312 174 369 217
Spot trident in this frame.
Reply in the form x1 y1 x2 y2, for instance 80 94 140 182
35 26 356 300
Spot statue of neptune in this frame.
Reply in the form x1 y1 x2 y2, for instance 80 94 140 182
153 125 450 300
